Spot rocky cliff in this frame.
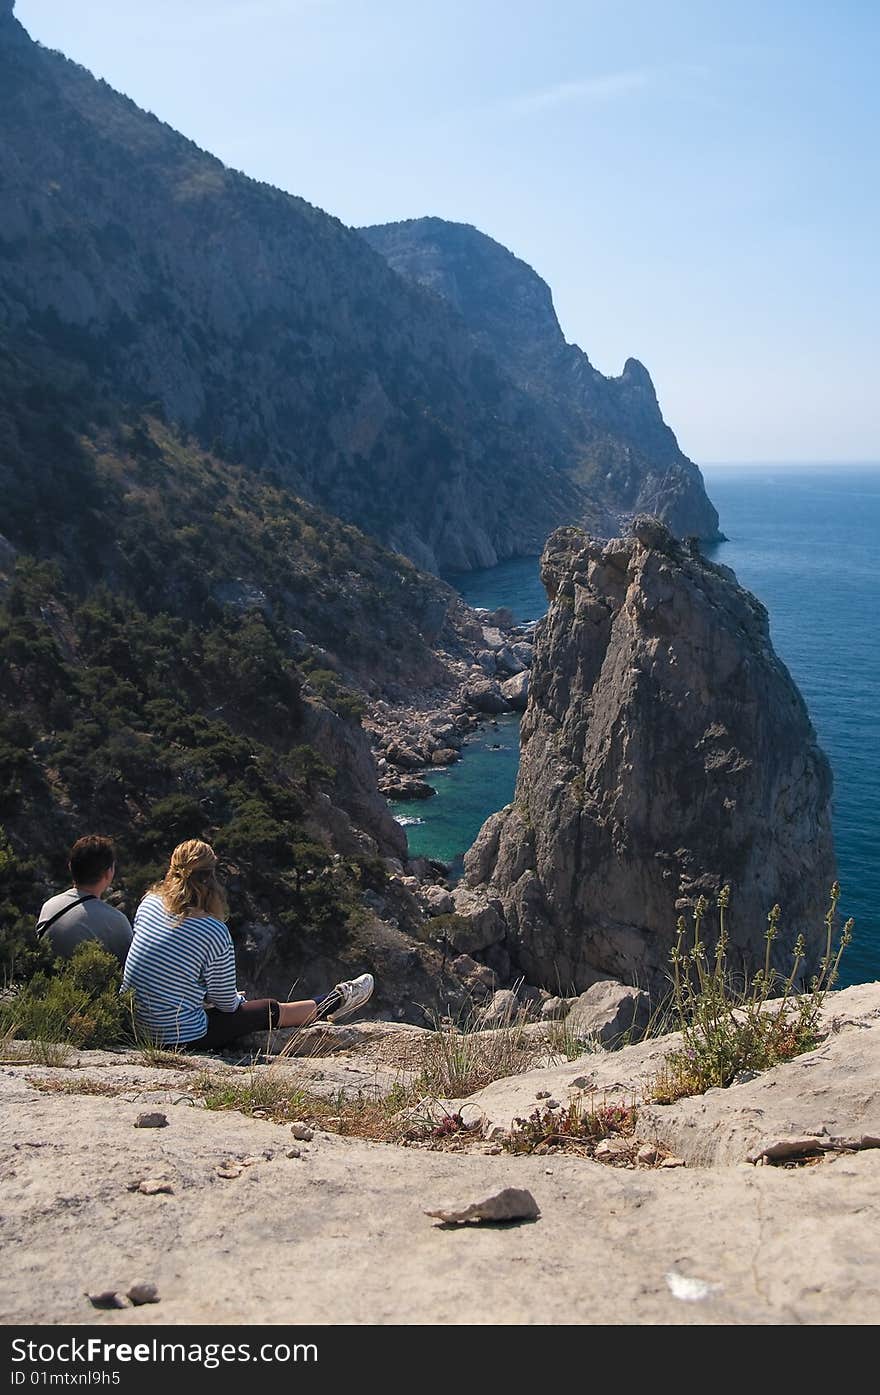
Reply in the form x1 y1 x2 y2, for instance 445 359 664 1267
361 218 721 542
0 5 587 574
0 7 721 573
463 519 835 994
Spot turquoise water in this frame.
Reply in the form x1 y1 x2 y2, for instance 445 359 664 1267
430 465 880 987
393 713 521 871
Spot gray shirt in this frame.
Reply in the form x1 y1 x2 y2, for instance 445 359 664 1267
36 888 133 966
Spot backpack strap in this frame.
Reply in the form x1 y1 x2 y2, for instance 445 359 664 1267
36 894 97 938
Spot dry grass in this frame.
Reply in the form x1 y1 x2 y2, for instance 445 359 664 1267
191 1067 418 1143
26 1075 127 1098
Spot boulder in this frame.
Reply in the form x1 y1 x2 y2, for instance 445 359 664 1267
420 885 454 916
500 671 529 710
447 888 506 954
566 981 651 1046
510 641 534 666
494 645 526 676
476 989 521 1028
380 777 435 800
431 748 458 766
540 996 574 1021
463 677 509 714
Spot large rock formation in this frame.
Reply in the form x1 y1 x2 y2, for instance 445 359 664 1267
361 218 721 542
464 519 836 995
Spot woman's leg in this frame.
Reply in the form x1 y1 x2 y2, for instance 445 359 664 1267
277 999 318 1028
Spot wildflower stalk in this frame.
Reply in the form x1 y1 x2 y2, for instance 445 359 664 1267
653 883 854 1104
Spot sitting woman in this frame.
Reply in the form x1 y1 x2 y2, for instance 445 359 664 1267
123 839 373 1050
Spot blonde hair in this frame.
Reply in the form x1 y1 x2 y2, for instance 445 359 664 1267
150 839 229 922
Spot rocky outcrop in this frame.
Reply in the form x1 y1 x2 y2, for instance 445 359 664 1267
464 519 836 995
361 218 722 542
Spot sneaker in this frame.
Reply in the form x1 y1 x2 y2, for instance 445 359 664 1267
324 973 374 1023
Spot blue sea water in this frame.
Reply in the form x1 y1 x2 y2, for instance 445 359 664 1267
420 465 879 987
392 713 521 872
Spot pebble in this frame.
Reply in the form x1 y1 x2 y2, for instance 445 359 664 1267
127 1282 160 1306
215 1162 243 1179
286 1147 302 1159
134 1112 168 1129
136 1178 174 1195
660 1156 686 1168
290 1123 314 1141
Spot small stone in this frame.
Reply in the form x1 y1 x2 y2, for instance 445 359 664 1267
546 1099 560 1109
426 1187 540 1225
637 1144 661 1165
127 1282 160 1306
215 1162 243 1179
286 1147 302 1159
134 1112 168 1129
535 1089 550 1100
87 1291 126 1309
290 1123 314 1142
660 1155 686 1168
136 1178 174 1195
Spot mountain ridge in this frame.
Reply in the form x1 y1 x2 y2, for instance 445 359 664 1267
361 216 720 541
2 5 717 571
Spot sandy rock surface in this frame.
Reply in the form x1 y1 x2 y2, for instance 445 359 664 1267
2 983 878 1326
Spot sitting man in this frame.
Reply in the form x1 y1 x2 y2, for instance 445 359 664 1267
36 834 133 966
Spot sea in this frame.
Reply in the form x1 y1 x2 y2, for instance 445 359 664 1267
395 464 879 988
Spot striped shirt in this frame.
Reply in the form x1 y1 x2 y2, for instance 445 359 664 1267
122 893 244 1045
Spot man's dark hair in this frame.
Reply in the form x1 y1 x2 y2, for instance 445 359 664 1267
69 834 116 885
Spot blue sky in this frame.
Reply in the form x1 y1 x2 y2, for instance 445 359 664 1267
16 0 879 463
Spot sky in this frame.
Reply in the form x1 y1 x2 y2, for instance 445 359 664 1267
15 0 879 463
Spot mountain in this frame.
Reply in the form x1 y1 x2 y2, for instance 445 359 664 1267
0 5 572 573
1 4 717 573
361 218 720 542
462 520 835 995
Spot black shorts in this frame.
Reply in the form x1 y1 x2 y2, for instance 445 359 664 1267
185 998 281 1050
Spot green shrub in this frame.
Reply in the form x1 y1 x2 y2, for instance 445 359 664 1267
0 941 133 1050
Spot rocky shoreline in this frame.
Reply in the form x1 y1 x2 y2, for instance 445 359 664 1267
365 605 534 805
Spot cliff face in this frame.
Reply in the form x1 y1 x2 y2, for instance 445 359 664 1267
0 9 584 574
0 10 720 576
361 218 721 542
464 520 835 995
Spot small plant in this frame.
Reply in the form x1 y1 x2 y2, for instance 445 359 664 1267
651 883 854 1104
506 1094 638 1156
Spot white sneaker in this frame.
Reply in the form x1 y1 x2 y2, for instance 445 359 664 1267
325 973 374 1023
